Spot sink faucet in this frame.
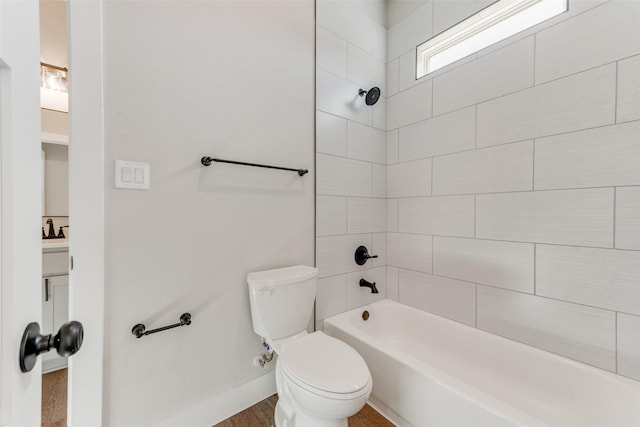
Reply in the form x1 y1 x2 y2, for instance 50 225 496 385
46 218 56 239
359 278 379 294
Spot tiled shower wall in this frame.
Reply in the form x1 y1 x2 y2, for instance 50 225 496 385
315 0 388 329
386 0 640 380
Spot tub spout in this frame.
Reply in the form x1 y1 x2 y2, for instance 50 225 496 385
359 279 378 294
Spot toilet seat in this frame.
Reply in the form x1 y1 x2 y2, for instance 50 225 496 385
280 332 371 400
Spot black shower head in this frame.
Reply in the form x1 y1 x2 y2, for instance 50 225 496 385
358 86 381 106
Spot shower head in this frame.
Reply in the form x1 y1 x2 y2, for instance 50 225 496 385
358 86 381 106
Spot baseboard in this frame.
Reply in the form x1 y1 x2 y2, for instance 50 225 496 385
367 395 408 427
152 372 276 427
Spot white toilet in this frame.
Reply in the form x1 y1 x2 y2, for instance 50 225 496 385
247 265 372 427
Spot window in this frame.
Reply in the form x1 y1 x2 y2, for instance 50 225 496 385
416 0 568 78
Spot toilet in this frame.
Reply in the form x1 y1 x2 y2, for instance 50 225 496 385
247 265 372 427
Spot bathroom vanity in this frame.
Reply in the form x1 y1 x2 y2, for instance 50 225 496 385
42 246 69 373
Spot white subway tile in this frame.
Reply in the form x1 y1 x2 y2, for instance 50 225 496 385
387 233 433 273
372 164 387 198
388 81 432 130
317 69 372 126
317 234 371 277
372 22 387 62
399 269 476 326
317 154 372 197
618 313 640 381
477 64 616 147
387 266 399 301
434 237 534 293
371 232 387 268
433 37 534 116
316 195 347 236
347 267 387 309
618 54 640 123
348 43 386 94
433 141 533 195
477 286 616 371
399 106 476 162
316 0 373 53
535 1 640 84
347 121 386 164
616 186 640 250
348 198 386 234
398 50 419 92
387 129 399 164
316 275 347 323
349 0 386 29
387 200 398 232
399 195 475 238
316 25 348 78
387 159 432 198
387 2 432 61
476 188 614 247
537 245 640 316
372 95 387 131
316 111 347 157
387 58 399 97
535 121 640 190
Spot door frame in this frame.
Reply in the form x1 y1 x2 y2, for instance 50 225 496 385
67 0 105 425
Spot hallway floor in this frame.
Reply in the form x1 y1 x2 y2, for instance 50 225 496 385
213 394 395 427
42 368 67 427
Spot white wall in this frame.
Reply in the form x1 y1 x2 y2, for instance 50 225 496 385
315 0 389 329
100 1 314 425
386 0 640 381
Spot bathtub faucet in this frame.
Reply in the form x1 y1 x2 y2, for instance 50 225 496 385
359 279 378 294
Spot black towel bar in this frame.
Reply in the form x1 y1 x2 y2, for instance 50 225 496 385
201 156 308 176
132 313 191 339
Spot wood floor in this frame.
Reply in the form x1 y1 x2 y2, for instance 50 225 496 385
42 368 67 427
213 394 394 427
41 370 393 427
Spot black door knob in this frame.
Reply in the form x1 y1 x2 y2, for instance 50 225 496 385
19 320 84 373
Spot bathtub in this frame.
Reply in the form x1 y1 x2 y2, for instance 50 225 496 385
323 299 640 427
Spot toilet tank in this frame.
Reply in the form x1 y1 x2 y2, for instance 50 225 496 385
247 265 319 341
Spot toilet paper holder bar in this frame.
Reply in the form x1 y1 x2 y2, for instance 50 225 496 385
131 313 191 339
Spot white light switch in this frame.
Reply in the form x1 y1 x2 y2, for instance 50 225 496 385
115 160 150 190
121 167 132 183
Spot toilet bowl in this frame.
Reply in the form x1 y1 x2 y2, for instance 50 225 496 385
247 266 372 427
275 332 372 427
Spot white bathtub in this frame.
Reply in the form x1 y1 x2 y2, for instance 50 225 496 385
324 299 640 427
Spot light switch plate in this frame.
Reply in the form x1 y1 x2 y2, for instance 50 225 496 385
115 160 150 190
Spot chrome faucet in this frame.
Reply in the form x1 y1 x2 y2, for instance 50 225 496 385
359 278 378 294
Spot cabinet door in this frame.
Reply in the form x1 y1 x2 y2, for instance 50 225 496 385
42 274 69 373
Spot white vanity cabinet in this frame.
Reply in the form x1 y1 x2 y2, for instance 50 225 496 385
42 248 69 373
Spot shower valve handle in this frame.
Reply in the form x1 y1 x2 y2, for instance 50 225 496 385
355 246 378 266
